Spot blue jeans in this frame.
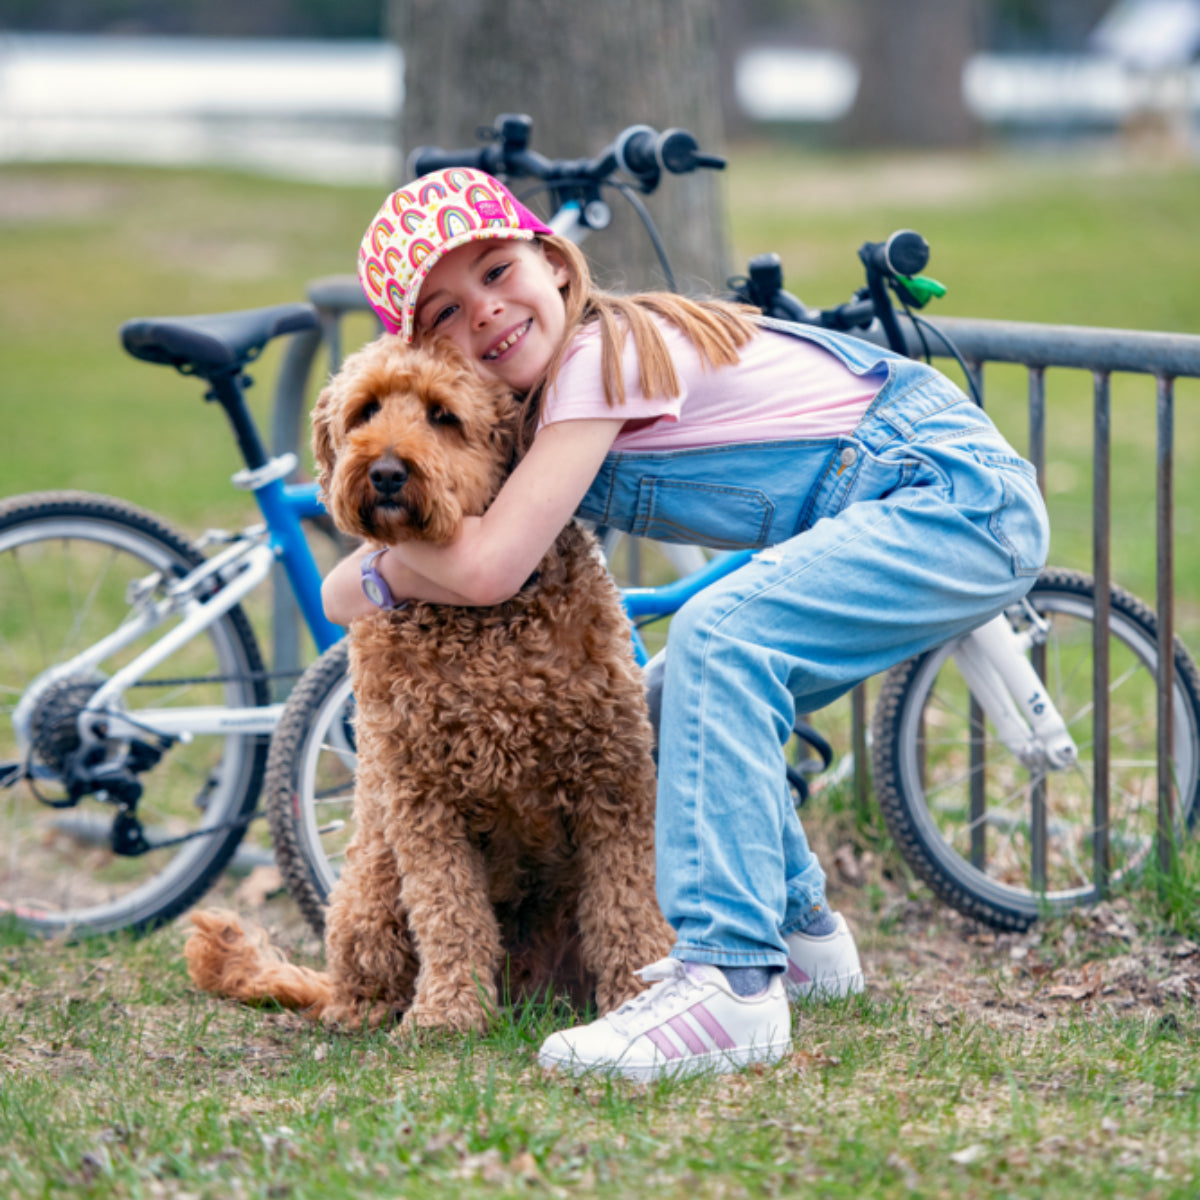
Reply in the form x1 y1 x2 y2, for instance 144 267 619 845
576 321 1050 970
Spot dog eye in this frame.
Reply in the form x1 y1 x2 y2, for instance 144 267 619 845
351 399 381 427
427 404 461 428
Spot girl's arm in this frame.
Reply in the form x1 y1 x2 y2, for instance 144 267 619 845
322 417 623 624
321 541 480 625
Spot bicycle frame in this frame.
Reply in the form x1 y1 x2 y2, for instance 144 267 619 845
12 466 341 758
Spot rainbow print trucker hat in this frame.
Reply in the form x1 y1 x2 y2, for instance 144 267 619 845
357 167 553 342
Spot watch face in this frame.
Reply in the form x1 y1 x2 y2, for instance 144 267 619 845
363 576 387 607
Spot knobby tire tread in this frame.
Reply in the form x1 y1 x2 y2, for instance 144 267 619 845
265 640 352 938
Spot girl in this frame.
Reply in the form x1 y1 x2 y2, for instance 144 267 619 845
323 167 1050 1080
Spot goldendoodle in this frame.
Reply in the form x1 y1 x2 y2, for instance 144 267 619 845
185 336 673 1033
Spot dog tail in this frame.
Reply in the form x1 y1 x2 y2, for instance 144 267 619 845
184 908 334 1018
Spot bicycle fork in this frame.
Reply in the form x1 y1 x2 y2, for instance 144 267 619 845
950 603 1078 772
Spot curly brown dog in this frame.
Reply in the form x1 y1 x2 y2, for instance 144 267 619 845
185 335 673 1033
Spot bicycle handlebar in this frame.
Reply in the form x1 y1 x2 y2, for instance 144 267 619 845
407 112 725 194
730 228 945 355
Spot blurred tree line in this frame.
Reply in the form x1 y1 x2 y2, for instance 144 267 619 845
0 0 384 37
1 0 1123 289
0 0 1118 50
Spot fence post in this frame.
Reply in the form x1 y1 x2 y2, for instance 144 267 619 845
1092 372 1111 898
1157 374 1177 877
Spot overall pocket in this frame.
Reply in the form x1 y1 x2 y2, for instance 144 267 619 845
975 450 1049 577
631 477 776 549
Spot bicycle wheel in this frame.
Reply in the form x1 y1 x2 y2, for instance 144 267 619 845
873 568 1200 930
0 491 270 935
265 639 355 937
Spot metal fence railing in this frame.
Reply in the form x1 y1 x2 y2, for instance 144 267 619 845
851 315 1200 885
269 286 1200 888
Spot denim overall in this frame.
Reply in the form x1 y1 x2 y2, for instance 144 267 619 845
576 318 1050 971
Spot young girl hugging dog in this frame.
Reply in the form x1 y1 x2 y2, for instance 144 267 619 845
322 167 1050 1081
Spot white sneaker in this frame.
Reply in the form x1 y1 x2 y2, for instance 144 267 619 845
538 958 792 1082
784 913 865 1001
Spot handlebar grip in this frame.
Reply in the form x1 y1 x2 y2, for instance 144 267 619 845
860 231 931 279
406 145 494 178
616 125 726 182
658 129 702 174
884 230 930 277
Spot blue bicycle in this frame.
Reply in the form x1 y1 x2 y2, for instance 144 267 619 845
0 118 724 937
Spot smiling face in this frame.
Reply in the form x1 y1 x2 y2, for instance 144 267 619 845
412 238 570 394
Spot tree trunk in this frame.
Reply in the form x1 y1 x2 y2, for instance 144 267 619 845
838 0 980 148
389 0 729 296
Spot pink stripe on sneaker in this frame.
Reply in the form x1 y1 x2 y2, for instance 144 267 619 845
645 1026 681 1059
787 961 811 984
689 1002 735 1051
667 1014 707 1055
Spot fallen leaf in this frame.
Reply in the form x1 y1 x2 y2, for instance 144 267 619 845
950 1143 987 1165
833 842 865 886
1045 982 1096 1001
1157 974 1195 999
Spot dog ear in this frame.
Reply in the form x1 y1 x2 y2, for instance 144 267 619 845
310 382 338 495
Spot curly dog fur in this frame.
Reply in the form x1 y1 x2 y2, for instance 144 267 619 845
186 336 673 1033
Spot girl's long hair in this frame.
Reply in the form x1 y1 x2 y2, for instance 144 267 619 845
519 235 761 449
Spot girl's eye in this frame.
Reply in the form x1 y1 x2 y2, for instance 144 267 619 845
427 404 461 428
431 304 458 328
352 398 380 427
484 262 509 284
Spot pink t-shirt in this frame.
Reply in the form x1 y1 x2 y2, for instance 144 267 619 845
538 317 884 450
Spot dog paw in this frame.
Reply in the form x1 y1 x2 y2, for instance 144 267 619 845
398 997 491 1037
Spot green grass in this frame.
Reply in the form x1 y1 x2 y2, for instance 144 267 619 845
1 887 1197 1199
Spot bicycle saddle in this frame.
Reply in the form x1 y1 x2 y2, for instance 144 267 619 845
120 302 319 377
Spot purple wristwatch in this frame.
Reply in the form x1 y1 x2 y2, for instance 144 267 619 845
360 548 403 610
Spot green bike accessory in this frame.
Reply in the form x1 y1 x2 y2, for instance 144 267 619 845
894 273 947 309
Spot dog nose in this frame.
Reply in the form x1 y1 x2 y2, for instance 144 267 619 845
369 453 409 498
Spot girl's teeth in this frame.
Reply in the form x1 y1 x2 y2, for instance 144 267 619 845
485 322 528 360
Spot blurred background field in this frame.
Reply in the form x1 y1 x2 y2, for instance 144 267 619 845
1 147 1198 644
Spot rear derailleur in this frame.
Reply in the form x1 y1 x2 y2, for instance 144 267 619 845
24 677 171 856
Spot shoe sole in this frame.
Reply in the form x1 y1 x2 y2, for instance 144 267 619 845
785 968 865 1003
539 1038 794 1083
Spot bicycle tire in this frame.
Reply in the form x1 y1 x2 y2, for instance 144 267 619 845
0 491 270 935
264 639 354 937
872 567 1200 930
